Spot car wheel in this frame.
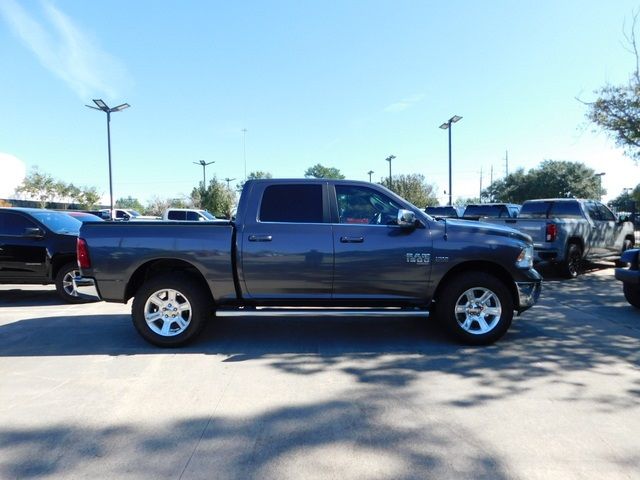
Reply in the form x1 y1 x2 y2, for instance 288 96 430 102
561 244 582 279
131 274 212 347
436 272 514 345
623 284 640 309
55 262 91 303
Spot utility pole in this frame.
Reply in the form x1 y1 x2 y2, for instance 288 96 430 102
241 128 247 180
385 155 395 189
367 170 374 182
505 150 509 177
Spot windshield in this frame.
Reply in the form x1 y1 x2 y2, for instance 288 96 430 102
128 210 142 217
31 211 82 234
201 210 216 220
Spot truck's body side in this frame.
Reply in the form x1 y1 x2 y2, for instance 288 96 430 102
80 179 542 346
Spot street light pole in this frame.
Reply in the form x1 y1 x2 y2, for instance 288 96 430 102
224 177 236 189
595 172 606 201
385 155 395 189
367 170 374 182
86 99 130 220
193 160 215 187
439 115 463 206
241 128 247 180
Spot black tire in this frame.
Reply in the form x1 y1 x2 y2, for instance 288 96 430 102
623 283 640 309
615 239 635 267
435 272 514 345
55 262 91 303
560 243 582 279
131 273 212 347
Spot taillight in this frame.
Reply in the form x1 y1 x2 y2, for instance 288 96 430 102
545 223 557 242
77 238 91 269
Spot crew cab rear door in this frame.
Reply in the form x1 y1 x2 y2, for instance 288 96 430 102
330 184 431 302
239 182 334 300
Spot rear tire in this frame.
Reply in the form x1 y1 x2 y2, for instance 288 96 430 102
560 243 582 279
131 274 212 347
55 262 91 303
623 284 640 309
436 272 514 345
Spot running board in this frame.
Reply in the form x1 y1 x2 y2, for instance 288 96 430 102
216 308 429 318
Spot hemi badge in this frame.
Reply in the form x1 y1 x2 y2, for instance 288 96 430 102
406 253 431 264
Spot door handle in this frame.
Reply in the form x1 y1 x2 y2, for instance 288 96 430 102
248 235 273 242
340 236 364 243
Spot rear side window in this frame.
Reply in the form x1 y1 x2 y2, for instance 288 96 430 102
519 201 582 219
0 212 37 236
259 184 324 223
168 211 186 220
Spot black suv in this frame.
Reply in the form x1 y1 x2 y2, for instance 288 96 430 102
0 208 92 303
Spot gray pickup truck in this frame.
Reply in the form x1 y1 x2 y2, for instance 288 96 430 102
78 179 542 347
484 198 635 278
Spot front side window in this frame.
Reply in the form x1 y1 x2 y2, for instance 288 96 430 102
186 211 200 221
596 203 616 221
336 185 401 225
259 184 324 223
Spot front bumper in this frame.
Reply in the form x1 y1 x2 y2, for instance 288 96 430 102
615 268 640 285
515 280 542 312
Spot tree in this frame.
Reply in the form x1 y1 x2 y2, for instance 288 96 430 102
236 171 273 192
380 174 439 207
608 184 640 213
15 167 56 208
585 12 640 163
116 196 145 212
483 161 602 203
304 164 345 179
76 186 101 209
191 176 236 218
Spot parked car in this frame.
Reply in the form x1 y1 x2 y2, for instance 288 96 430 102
462 203 521 219
425 206 465 218
65 211 106 222
615 248 640 308
79 179 541 347
162 208 217 221
481 198 635 278
99 209 159 221
0 207 93 302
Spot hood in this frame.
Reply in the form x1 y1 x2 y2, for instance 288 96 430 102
442 218 532 244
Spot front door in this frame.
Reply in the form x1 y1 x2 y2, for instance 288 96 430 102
331 184 432 303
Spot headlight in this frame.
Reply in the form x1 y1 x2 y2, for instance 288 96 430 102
516 244 534 269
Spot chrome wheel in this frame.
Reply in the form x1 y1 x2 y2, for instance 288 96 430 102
144 289 192 337
62 269 80 297
454 287 502 335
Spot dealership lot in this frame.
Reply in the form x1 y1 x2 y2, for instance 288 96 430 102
1 267 639 480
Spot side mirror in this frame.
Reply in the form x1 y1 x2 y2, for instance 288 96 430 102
397 209 416 228
618 214 630 223
24 227 44 238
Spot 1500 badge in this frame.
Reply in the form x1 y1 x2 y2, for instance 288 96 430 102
406 253 431 264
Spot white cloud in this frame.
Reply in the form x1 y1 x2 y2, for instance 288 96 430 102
0 0 132 99
0 153 27 198
384 94 426 113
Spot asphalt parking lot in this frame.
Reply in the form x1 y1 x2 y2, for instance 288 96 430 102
1 266 639 480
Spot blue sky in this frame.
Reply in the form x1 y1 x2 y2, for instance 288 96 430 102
1 0 639 204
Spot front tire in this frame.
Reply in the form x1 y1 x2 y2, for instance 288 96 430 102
55 262 91 303
623 283 640 309
436 272 514 345
132 274 212 347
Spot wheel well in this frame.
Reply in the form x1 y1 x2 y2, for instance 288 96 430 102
625 234 635 247
432 261 519 308
567 237 584 254
51 255 76 280
125 259 213 304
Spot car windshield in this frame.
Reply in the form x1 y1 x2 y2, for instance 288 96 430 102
128 210 142 217
31 211 82 234
201 211 216 220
